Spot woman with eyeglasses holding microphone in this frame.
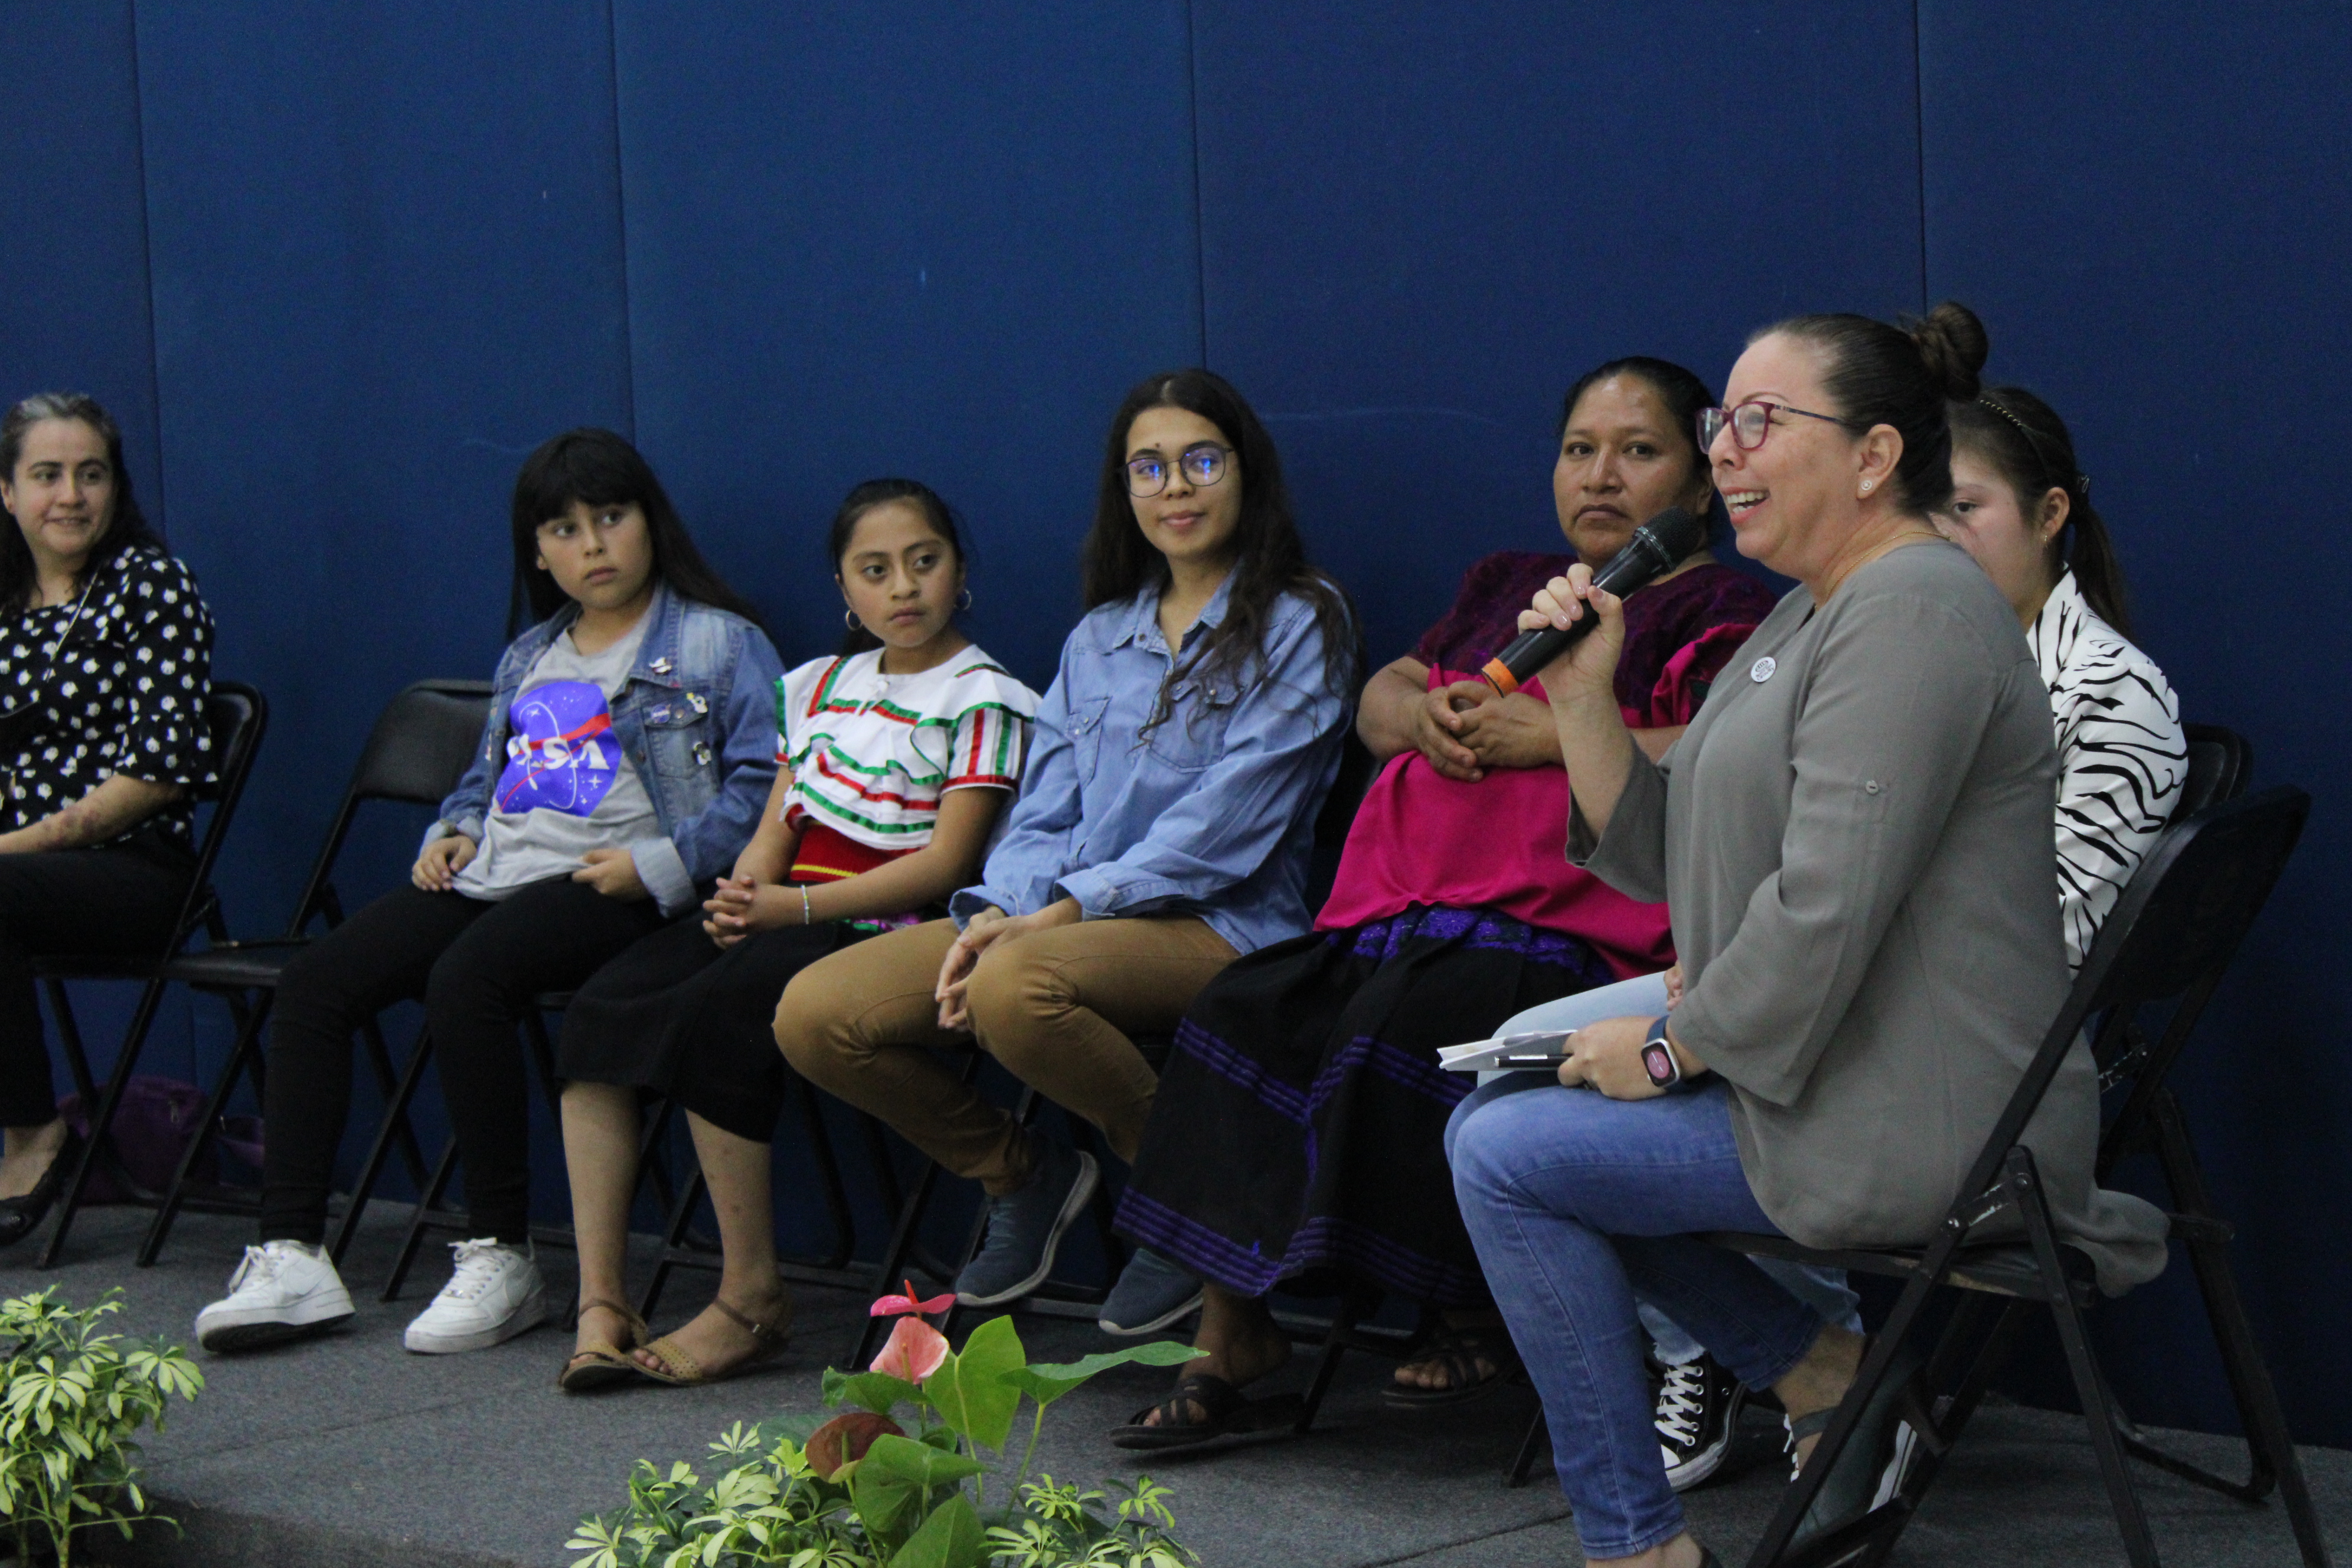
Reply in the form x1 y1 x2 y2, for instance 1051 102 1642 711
778 368 1355 1312
1446 304 2170 1568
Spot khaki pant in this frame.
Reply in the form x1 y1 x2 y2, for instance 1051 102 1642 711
775 916 1237 1193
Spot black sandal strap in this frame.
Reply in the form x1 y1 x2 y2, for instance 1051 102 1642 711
1129 1371 1244 1431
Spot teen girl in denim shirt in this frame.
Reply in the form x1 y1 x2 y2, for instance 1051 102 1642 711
778 369 1355 1312
197 428 782 1358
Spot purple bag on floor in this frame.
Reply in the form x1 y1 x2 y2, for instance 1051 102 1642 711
55 1076 264 1204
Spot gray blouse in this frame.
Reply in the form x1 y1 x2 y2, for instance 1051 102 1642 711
1577 541 2167 1294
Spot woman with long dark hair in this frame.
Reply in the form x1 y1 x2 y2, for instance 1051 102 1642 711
0 393 215 1245
1939 387 2186 969
778 368 1355 1312
197 428 782 1358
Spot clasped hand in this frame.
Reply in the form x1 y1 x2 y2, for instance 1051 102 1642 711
703 874 790 948
933 898 1082 1031
1409 682 1559 781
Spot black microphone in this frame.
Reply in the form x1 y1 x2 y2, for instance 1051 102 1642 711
1479 505 1708 695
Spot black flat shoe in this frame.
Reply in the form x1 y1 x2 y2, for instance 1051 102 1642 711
0 1127 82 1247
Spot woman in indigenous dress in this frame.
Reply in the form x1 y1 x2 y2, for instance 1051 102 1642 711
1106 357 1779 1447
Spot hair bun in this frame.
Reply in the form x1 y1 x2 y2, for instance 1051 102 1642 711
1909 300 1988 402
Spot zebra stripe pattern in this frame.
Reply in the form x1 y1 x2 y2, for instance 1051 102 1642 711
2029 570 2187 971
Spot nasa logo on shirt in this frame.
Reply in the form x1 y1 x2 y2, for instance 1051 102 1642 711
495 681 620 816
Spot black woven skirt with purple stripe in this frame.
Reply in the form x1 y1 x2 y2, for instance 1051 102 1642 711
1114 904 1614 1306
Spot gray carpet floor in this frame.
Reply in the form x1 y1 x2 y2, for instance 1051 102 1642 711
2 1207 2340 1567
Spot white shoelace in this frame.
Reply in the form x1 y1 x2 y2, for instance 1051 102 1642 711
437 1238 517 1304
222 1244 277 1300
1656 1360 1710 1446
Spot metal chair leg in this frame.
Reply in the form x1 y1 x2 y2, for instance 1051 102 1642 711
2145 1092 2332 1566
40 974 174 1267
137 991 272 1266
1295 1284 1373 1433
331 1023 436 1266
385 1135 462 1302
2019 1151 2160 1568
1505 1405 1549 1488
358 1017 430 1189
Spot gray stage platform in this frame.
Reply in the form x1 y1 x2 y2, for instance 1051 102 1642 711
2 1206 2340 1567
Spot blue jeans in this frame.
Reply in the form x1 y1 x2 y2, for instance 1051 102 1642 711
1451 1079 1822 1557
1475 981 1861 1360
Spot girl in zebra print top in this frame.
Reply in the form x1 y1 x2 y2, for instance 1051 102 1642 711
1939 387 2186 970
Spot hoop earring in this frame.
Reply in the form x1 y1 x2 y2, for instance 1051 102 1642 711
956 588 973 612
844 610 860 631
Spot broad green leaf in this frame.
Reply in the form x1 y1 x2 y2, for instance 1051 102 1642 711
1002 1341 1203 1407
922 1317 1024 1450
822 1366 919 1415
848 1456 923 1543
890 1492 986 1568
857 1433 984 1488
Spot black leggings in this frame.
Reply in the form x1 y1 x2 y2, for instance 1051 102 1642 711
0 832 193 1127
260 878 665 1244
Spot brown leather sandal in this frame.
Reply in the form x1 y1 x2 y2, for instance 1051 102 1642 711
558 1298 651 1393
634 1292 795 1387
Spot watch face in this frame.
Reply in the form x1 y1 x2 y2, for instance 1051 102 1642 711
1642 1041 1678 1087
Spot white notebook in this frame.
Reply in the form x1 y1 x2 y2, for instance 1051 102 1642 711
1436 1029 1577 1074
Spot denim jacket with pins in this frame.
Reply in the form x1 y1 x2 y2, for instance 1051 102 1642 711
430 580 783 916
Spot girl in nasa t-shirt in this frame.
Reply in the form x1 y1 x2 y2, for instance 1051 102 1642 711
194 430 782 1363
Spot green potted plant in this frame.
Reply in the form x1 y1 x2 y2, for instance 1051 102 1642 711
0 1286 204 1567
569 1283 1204 1567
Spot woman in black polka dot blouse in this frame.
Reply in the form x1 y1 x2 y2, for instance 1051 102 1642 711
0 393 215 1246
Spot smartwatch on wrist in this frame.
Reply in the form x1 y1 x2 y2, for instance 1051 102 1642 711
1641 1014 1683 1090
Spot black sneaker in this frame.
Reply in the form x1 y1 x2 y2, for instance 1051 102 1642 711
1657 1351 1747 1491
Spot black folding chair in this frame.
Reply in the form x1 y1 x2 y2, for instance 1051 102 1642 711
2178 721 2250 823
1502 718 2264 1490
130 679 491 1266
35 682 268 1267
1705 785 2323 1568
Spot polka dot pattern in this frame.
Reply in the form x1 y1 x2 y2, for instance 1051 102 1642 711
0 547 217 846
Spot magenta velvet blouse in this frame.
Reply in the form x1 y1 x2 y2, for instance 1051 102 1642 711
1315 552 1778 977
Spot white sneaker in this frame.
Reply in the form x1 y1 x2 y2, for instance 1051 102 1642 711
402 1237 547 1354
195 1240 355 1354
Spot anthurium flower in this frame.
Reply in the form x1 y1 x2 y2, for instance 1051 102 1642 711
805 1410 904 1481
870 1279 956 1319
870 1314 950 1383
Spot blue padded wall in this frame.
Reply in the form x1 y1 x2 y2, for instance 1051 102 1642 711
610 1 1202 691
132 0 635 927
0 1 163 527
8 2 2350 1447
1922 2 2352 1446
124 1 634 1187
1191 2 1923 668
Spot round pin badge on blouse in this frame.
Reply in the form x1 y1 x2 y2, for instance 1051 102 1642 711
1750 655 1777 683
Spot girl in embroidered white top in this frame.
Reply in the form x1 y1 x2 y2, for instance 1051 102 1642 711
1938 386 2187 969
775 639 1033 920
554 479 1036 1389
